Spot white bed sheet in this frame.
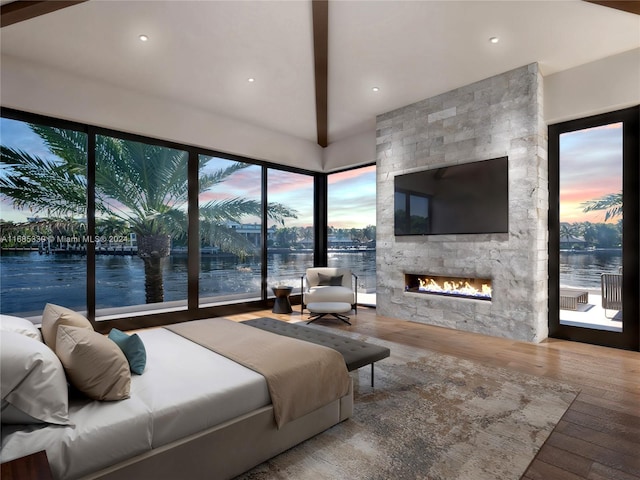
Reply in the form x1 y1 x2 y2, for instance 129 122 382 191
1 328 271 480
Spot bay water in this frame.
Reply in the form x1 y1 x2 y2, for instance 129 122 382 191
0 250 377 315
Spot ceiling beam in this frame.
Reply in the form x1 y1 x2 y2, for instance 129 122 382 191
584 0 640 15
312 0 329 148
1 1 88 28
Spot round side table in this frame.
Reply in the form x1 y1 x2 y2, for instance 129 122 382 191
271 286 293 314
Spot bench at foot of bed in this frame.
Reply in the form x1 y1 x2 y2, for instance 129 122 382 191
242 317 390 388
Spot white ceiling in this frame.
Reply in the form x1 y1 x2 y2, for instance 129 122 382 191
1 0 639 145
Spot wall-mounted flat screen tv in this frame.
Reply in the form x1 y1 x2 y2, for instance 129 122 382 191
394 157 509 235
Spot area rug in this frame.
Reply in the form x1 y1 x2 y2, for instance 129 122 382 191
236 330 578 480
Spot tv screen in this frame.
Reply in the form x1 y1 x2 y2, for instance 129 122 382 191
394 157 509 235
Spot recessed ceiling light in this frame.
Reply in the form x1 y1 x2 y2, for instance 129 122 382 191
489 37 499 44
372 87 380 92
248 78 255 83
138 34 149 42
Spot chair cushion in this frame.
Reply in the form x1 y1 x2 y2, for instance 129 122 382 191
307 302 352 314
305 286 354 304
306 267 352 288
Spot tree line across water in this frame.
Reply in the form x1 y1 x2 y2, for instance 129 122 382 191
560 221 622 250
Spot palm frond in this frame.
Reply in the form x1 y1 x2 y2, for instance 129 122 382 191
199 199 298 225
0 146 86 216
200 198 261 223
199 222 257 259
267 202 298 225
197 161 251 193
581 192 622 221
30 125 87 171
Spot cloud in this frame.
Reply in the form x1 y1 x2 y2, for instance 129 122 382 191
559 123 623 223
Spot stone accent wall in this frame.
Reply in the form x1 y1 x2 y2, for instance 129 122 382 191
376 64 548 342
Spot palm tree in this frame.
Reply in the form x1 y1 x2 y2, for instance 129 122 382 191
581 192 622 222
1 125 297 303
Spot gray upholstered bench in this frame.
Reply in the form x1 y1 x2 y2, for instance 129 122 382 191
242 317 390 387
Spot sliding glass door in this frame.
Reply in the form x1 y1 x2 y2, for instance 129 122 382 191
549 106 639 350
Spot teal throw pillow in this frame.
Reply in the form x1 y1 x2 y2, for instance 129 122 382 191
108 328 146 375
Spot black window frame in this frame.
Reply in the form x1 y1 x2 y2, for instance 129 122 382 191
548 105 639 351
0 107 326 332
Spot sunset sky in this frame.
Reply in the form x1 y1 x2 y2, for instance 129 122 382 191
559 122 622 224
1 118 376 229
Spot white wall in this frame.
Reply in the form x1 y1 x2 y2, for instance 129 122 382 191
544 48 640 125
322 129 376 171
0 55 323 171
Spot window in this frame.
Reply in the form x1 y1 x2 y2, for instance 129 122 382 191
198 156 262 305
94 135 188 316
327 165 376 302
266 169 314 292
0 117 88 318
1 109 320 327
549 106 639 350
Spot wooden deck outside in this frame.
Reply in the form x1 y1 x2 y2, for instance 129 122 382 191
225 306 640 480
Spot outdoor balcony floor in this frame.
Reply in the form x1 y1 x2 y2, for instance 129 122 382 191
559 289 622 332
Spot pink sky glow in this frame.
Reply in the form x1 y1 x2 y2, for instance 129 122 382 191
559 123 622 224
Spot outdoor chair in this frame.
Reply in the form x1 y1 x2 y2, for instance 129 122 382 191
301 267 357 315
601 273 622 318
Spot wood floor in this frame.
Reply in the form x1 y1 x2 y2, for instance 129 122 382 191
225 306 640 480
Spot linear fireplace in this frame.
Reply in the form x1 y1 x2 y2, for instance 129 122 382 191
404 274 492 301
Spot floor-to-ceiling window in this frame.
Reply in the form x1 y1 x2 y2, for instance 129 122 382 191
558 123 623 331
0 109 320 327
0 117 88 319
198 156 263 306
549 106 639 350
327 164 376 305
266 168 314 293
94 135 189 317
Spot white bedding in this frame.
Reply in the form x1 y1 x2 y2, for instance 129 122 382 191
0 328 271 480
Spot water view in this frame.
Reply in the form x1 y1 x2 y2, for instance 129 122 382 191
0 250 376 316
0 117 377 319
560 249 622 289
2 246 619 316
558 121 624 333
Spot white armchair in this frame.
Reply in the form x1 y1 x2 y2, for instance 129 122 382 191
301 267 358 315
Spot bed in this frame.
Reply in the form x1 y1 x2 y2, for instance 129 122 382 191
0 312 353 480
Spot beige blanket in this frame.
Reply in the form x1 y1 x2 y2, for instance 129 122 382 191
166 318 351 428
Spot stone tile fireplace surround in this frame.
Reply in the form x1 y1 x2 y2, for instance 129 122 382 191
376 63 548 342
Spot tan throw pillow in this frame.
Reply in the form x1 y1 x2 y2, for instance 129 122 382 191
41 303 93 351
55 325 131 401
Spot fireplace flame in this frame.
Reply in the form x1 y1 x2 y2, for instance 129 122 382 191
418 277 492 299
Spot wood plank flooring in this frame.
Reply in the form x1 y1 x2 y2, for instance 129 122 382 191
224 306 640 480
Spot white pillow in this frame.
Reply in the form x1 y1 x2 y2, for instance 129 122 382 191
1 400 44 424
0 314 42 342
0 331 71 425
